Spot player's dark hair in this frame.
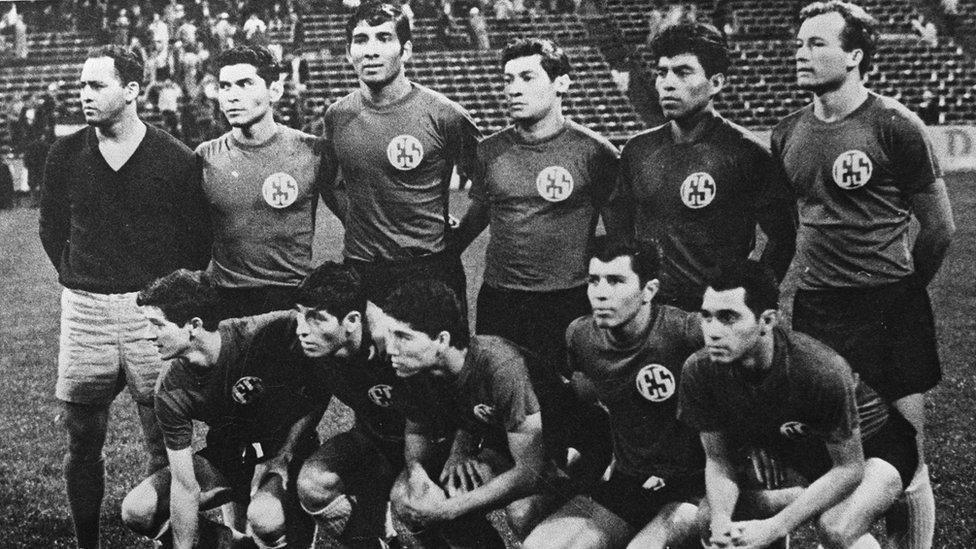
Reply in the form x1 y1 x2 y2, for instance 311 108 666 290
345 1 412 47
214 45 282 86
799 1 878 75
137 269 222 331
501 38 571 80
296 261 367 321
650 22 730 77
384 279 470 349
88 45 145 88
705 260 780 318
587 235 662 287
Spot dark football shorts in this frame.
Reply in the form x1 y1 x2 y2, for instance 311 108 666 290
348 249 467 316
302 424 405 499
792 276 941 402
788 410 918 489
589 469 705 529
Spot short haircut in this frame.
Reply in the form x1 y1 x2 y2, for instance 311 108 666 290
384 279 470 349
799 1 878 74
705 260 780 318
650 22 730 77
137 269 222 330
587 235 662 287
345 1 412 46
88 45 145 88
501 38 571 80
296 261 367 321
214 44 281 86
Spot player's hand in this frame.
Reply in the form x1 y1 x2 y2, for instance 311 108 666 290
728 519 787 549
399 462 454 524
703 518 734 548
440 458 492 497
748 447 784 489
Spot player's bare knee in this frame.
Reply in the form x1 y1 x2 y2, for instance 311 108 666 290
247 493 286 543
817 511 861 549
120 483 162 536
296 462 343 512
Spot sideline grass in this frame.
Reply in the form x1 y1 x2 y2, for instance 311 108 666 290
0 177 973 547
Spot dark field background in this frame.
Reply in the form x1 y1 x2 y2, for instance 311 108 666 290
1 174 973 547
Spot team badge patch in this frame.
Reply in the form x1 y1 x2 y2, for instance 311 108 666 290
635 364 676 402
680 172 716 209
832 150 873 189
367 384 393 408
473 403 494 423
262 172 299 208
779 421 810 440
535 166 574 202
232 376 265 405
387 134 424 170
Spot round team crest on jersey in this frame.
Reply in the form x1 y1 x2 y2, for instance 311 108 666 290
635 364 676 402
387 134 425 171
535 166 574 202
367 384 393 408
680 172 717 209
473 403 494 423
262 172 299 209
779 421 810 440
831 150 873 190
232 376 265 405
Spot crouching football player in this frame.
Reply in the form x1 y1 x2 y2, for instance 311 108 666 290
293 262 418 548
679 261 918 549
385 279 577 548
121 270 324 549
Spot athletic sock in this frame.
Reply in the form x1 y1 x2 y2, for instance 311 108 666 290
887 463 935 549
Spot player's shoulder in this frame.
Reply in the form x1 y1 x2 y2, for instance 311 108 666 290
867 92 929 135
564 118 619 154
470 335 530 375
327 90 362 116
48 126 91 156
145 123 194 157
479 125 518 155
566 314 596 342
411 82 468 114
771 103 813 143
194 131 233 159
276 124 321 153
783 328 851 381
715 116 771 155
155 356 194 392
621 123 669 156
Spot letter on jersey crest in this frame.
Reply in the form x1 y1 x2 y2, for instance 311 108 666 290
831 150 873 190
387 134 425 171
635 364 676 402
262 172 299 208
232 376 266 405
473 403 494 423
680 172 717 209
779 421 810 440
367 384 393 408
536 166 574 202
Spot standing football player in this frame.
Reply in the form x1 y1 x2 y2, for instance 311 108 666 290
773 3 955 547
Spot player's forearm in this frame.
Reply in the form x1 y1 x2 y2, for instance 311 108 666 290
912 225 954 286
170 481 201 549
319 187 348 225
277 408 324 458
442 460 540 519
704 456 740 530
37 190 68 270
769 460 862 537
454 200 489 251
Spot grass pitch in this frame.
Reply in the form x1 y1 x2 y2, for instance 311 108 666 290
0 175 973 547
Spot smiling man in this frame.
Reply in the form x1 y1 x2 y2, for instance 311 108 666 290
121 269 324 549
606 22 795 313
319 1 481 313
678 260 919 549
38 45 210 549
384 279 571 548
197 44 329 318
773 4 955 547
524 237 705 549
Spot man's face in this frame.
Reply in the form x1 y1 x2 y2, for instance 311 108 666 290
218 63 275 128
295 305 354 359
79 57 131 127
385 316 439 378
347 20 410 88
655 53 720 121
795 12 856 93
142 306 190 360
587 255 648 330
700 287 762 363
503 54 565 123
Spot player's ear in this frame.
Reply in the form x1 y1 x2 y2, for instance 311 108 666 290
342 310 361 330
708 72 725 95
434 330 451 354
759 309 779 332
268 76 285 103
846 48 863 72
642 278 660 303
553 74 571 95
400 39 413 63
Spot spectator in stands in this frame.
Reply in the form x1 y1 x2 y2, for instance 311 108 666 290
918 89 941 125
435 1 457 48
23 132 55 207
112 9 130 45
5 94 25 150
12 12 26 59
468 6 490 50
242 11 268 45
942 0 959 34
157 78 183 138
911 14 938 47
36 82 60 140
128 34 149 73
0 155 13 209
177 16 199 49
213 12 236 50
646 7 665 46
401 0 416 26
148 11 169 44
494 0 514 36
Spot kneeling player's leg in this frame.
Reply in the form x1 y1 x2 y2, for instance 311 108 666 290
248 474 289 549
627 501 699 549
817 458 904 549
523 495 632 549
297 430 398 548
887 394 934 549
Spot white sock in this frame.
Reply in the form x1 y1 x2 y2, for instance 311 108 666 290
304 494 355 539
887 464 935 549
